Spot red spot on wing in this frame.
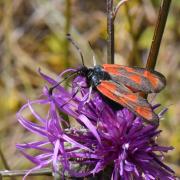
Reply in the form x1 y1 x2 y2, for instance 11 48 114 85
123 66 134 73
97 82 119 101
99 81 117 91
125 94 138 102
136 106 153 120
103 64 135 75
129 74 142 84
103 64 142 85
102 64 121 75
103 64 120 69
99 82 138 102
143 71 158 88
97 80 159 122
97 81 129 107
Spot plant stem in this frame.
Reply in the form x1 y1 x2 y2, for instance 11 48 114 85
64 0 71 93
64 0 71 68
114 0 128 19
0 148 16 180
0 149 10 172
107 0 114 64
0 168 52 178
146 0 172 70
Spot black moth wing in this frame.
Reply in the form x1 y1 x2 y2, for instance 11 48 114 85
102 64 166 93
96 80 159 122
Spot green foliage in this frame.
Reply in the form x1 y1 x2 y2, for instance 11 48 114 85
139 27 154 49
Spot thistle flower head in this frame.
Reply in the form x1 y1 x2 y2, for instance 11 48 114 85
17 69 175 180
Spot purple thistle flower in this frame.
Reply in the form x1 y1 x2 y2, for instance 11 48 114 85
16 69 175 180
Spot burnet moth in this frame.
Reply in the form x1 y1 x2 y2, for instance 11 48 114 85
49 34 166 124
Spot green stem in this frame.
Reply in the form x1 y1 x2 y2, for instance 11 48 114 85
107 0 115 64
146 0 172 70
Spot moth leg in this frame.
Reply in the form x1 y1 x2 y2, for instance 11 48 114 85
60 87 80 108
86 86 93 103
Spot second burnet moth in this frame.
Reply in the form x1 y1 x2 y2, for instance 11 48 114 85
49 34 166 124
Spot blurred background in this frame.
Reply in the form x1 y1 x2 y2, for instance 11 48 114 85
0 0 179 179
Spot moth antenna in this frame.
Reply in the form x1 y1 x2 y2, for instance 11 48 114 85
88 41 97 66
66 33 85 66
48 71 78 95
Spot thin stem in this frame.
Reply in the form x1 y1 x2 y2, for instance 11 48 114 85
107 0 114 64
0 148 17 180
64 0 72 93
146 0 172 70
0 148 10 171
113 0 129 20
0 168 52 177
64 0 71 68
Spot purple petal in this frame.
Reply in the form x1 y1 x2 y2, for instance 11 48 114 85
78 115 101 144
